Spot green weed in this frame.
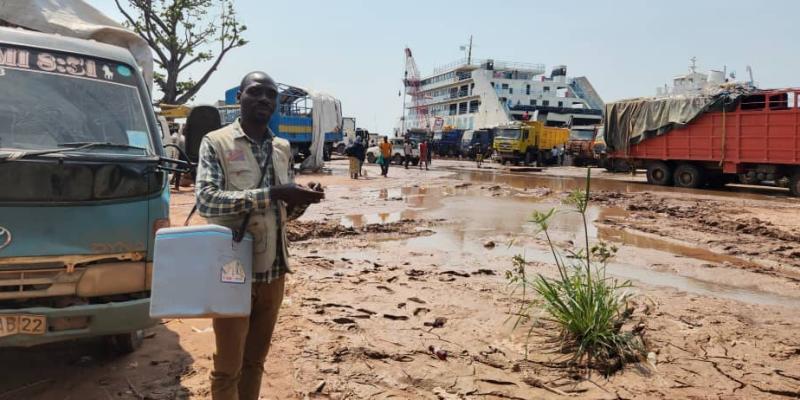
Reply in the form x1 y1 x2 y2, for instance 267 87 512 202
507 168 644 373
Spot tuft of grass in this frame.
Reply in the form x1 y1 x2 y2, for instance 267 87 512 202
507 168 644 374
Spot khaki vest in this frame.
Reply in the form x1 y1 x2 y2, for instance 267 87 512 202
203 120 292 273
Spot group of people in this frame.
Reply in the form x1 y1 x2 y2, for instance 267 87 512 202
344 137 366 179
345 137 432 179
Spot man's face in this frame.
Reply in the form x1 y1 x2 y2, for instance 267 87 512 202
238 77 278 124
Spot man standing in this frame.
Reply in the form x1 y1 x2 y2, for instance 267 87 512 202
379 137 392 177
196 71 324 400
419 140 428 170
426 139 433 167
403 139 413 169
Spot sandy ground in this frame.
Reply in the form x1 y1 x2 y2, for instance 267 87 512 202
2 159 800 400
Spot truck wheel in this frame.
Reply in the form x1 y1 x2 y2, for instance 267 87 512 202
336 143 345 154
523 151 532 165
646 161 672 186
367 153 376 164
673 163 705 188
789 172 800 197
107 329 144 355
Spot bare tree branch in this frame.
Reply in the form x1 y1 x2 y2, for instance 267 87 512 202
115 0 247 104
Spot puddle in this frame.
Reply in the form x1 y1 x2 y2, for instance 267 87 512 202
379 187 799 307
403 229 800 308
596 225 756 269
450 169 795 201
341 210 417 228
328 167 800 306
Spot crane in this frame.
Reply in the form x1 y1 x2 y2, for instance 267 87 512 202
401 47 429 135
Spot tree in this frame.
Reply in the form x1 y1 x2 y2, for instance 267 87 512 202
114 0 247 105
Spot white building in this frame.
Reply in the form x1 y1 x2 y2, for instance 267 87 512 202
402 59 604 134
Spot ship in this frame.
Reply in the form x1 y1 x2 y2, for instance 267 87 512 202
399 46 604 136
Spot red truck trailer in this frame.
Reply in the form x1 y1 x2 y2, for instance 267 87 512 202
604 88 800 196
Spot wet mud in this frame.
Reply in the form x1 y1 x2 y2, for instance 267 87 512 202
6 160 800 400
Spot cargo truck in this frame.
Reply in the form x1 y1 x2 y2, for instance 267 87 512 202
603 88 800 196
223 83 343 162
432 129 464 157
493 121 569 165
461 129 494 159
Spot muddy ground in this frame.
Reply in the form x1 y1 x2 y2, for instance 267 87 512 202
2 159 800 400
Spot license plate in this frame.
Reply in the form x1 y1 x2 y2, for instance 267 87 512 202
0 314 47 337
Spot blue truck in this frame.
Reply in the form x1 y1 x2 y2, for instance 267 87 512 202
432 129 465 157
460 129 495 159
0 27 173 352
223 84 343 161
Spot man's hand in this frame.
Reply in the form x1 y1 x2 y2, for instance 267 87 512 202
270 183 324 206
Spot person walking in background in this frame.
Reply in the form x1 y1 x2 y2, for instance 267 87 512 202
558 145 565 166
344 137 365 179
403 139 413 169
551 146 559 165
475 144 484 168
379 137 392 177
357 137 367 177
425 139 433 167
419 140 429 170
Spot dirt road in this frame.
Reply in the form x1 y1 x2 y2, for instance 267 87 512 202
3 159 800 399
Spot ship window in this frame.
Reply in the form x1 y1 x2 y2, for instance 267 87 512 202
459 102 468 115
769 93 790 110
469 100 480 113
558 101 563 107
740 94 765 111
449 104 457 116
530 100 537 106
526 84 531 95
491 82 495 88
509 88 514 94
542 100 550 106
543 86 551 92
501 83 509 89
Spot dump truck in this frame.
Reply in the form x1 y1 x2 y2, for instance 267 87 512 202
493 121 570 165
603 88 800 196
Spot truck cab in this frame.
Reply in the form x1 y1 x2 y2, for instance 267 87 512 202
0 28 169 352
566 125 600 166
462 129 494 159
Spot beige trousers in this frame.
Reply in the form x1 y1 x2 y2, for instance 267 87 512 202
210 276 286 400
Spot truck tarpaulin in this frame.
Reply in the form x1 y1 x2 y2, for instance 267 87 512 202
603 87 751 152
0 0 154 92
300 92 342 172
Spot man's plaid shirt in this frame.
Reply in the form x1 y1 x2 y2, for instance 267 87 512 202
196 124 301 283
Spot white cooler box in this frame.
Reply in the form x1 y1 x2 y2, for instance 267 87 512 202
150 225 253 318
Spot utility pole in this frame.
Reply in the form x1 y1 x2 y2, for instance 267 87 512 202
467 35 473 64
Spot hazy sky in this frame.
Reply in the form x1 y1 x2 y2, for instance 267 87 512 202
89 0 799 134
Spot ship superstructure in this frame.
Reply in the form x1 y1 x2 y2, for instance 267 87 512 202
400 48 604 135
